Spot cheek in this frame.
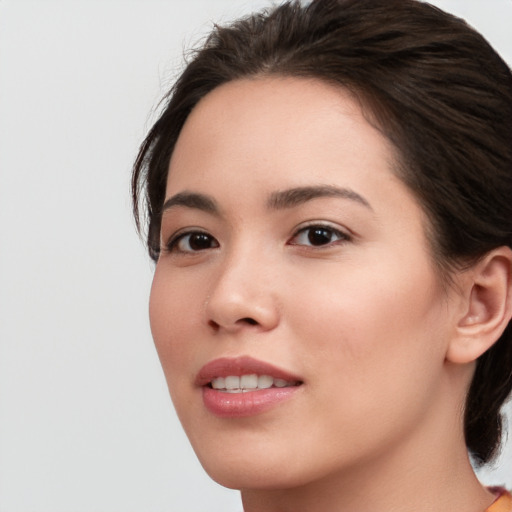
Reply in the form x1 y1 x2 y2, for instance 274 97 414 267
149 265 202 382
289 257 448 417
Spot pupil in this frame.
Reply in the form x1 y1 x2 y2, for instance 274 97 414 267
308 228 331 246
190 233 211 250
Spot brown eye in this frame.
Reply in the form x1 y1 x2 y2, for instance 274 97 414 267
168 231 219 253
289 225 350 247
307 227 334 246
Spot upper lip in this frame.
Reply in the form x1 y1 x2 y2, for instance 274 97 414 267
195 356 303 387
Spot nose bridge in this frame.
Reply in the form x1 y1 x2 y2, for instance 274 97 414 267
205 235 279 331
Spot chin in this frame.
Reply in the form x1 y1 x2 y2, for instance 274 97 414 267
200 460 307 491
189 437 309 491
191 434 346 493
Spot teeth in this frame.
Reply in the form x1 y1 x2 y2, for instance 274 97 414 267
240 374 258 389
225 376 240 390
211 377 225 389
258 375 273 389
210 374 296 392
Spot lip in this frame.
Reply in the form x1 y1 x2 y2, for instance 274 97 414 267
196 355 302 385
197 356 303 418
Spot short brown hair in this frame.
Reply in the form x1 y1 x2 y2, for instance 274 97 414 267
132 0 512 464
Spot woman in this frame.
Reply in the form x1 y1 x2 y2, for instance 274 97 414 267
132 0 512 510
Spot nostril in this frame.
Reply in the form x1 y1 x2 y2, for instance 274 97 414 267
240 317 258 326
208 319 220 330
207 316 261 331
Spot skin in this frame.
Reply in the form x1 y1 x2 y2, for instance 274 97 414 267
149 77 497 512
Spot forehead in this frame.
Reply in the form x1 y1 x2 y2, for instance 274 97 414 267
167 77 399 195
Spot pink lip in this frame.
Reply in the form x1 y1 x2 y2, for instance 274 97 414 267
197 356 303 418
196 356 302 385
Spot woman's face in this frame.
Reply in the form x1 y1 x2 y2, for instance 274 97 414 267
150 77 462 489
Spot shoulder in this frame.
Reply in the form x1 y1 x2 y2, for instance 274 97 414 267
486 488 512 512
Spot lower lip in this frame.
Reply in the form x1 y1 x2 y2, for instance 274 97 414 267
202 386 301 418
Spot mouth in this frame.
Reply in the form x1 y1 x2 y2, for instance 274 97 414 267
209 374 300 393
197 356 303 417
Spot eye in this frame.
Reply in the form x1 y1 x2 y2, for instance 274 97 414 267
289 224 350 247
166 230 219 253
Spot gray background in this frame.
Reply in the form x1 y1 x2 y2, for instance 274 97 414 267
0 1 510 511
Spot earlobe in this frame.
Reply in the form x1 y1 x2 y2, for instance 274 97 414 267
446 247 512 364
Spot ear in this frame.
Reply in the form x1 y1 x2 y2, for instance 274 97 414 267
446 246 512 364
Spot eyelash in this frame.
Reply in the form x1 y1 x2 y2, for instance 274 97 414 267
165 230 219 254
163 223 351 255
288 223 352 248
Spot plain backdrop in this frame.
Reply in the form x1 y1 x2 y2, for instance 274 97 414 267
0 1 511 511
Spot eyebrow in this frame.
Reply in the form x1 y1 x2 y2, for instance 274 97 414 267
161 184 372 216
162 192 219 215
267 185 372 211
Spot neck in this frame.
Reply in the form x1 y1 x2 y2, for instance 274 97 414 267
241 444 492 512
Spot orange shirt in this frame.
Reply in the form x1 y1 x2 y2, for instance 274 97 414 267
487 489 512 512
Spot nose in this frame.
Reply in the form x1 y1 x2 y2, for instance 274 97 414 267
205 250 280 333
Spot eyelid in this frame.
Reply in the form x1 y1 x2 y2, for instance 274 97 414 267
288 221 353 246
162 227 218 254
160 220 353 254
